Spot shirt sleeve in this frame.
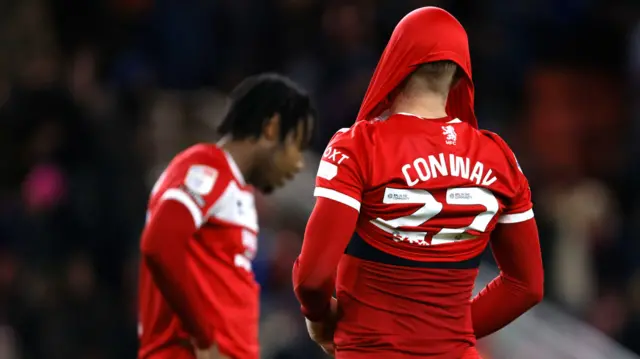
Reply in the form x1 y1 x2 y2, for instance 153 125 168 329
292 197 360 321
141 148 232 348
498 152 535 224
480 130 535 225
314 126 367 212
471 217 544 338
141 200 214 348
151 150 231 228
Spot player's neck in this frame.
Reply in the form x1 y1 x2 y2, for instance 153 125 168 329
218 138 255 179
391 92 448 119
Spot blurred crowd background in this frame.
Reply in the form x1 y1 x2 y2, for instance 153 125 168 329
0 0 639 358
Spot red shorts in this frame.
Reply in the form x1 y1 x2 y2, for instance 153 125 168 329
336 346 481 359
461 347 482 359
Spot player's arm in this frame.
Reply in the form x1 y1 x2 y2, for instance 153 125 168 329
292 127 365 321
471 149 544 338
140 159 223 348
293 198 359 320
471 216 544 338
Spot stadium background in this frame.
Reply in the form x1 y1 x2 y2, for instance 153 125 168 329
0 0 639 358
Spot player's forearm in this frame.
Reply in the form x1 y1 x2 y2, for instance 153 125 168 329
293 198 359 321
141 200 212 347
144 257 212 347
293 259 336 321
471 219 544 338
471 273 543 338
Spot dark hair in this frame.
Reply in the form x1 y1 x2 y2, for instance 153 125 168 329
218 73 316 148
408 60 461 94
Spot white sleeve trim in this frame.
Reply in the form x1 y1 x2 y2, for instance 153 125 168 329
498 208 534 224
314 187 361 212
161 188 204 228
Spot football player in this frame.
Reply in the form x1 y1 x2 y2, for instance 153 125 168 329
139 73 315 359
293 7 543 359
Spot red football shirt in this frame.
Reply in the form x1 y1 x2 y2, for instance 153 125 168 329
138 144 260 359
314 113 534 357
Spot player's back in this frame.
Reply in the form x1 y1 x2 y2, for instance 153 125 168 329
317 114 531 358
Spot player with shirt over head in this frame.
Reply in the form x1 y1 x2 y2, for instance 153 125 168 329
138 73 316 359
292 7 544 359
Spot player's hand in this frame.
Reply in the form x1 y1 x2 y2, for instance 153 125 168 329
194 342 229 359
305 297 338 357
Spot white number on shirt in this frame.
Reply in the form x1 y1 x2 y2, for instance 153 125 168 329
371 187 499 246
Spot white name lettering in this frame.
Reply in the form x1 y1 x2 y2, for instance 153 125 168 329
402 153 497 187
322 146 350 164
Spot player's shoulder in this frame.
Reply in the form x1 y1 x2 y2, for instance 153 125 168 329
328 120 370 142
318 122 375 180
477 129 522 175
166 143 235 190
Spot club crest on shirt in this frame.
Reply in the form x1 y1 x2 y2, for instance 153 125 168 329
184 165 218 195
442 125 457 145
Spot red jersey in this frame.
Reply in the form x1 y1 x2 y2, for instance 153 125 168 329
314 113 533 358
138 144 260 359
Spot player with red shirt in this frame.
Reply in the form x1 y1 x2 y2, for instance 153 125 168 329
138 73 316 359
292 7 544 359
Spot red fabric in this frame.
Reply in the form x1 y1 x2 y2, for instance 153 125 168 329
305 116 538 356
356 7 476 128
335 347 481 359
333 344 482 359
471 219 544 338
460 347 483 359
292 197 359 321
316 116 531 263
140 199 212 348
138 144 260 359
